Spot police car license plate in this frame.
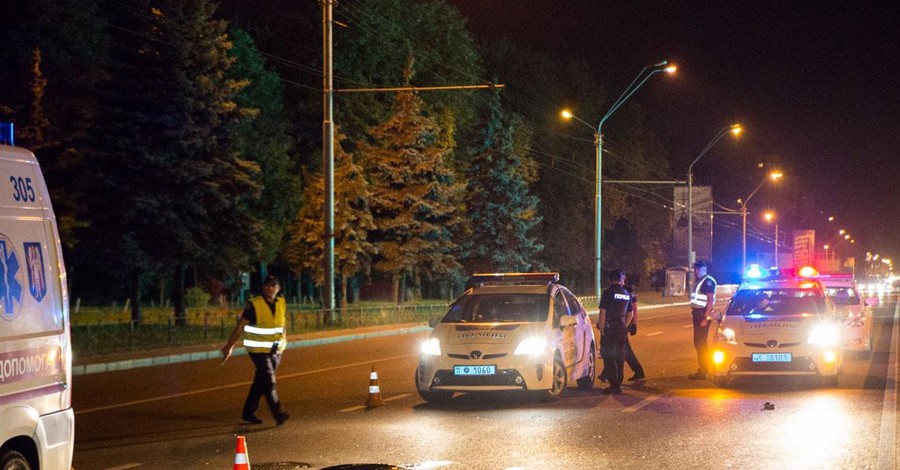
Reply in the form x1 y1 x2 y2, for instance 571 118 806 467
454 365 496 375
752 353 792 363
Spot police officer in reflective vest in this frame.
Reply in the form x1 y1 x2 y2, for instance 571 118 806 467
597 269 634 394
222 275 290 425
689 261 717 380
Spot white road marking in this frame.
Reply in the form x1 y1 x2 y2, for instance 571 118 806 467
683 324 694 328
103 464 142 470
644 331 663 337
621 394 662 413
75 354 417 415
876 299 898 469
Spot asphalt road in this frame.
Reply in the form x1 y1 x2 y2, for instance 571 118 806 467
71 294 898 470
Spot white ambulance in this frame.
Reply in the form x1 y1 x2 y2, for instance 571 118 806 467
0 124 74 470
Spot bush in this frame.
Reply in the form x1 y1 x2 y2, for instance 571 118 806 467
184 287 211 308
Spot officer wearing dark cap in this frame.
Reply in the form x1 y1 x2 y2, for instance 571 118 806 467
689 261 717 380
597 269 634 394
222 274 290 425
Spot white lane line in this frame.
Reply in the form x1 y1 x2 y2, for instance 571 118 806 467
76 354 416 415
644 331 663 337
338 393 413 413
683 324 694 328
104 464 142 470
621 394 662 413
876 299 898 469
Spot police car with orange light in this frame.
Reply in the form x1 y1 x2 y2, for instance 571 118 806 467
817 273 878 357
711 265 843 387
415 273 596 403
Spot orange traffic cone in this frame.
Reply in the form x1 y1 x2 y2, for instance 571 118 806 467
365 366 385 407
233 435 250 470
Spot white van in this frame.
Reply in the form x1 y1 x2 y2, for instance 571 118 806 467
0 124 74 470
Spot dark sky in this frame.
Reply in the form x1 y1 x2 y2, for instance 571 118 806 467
447 0 899 270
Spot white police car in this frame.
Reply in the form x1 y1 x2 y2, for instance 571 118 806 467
416 273 596 403
711 266 843 387
819 274 878 357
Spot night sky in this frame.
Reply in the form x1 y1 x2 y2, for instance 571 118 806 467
447 1 899 271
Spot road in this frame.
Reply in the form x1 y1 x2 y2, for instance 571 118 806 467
72 293 898 470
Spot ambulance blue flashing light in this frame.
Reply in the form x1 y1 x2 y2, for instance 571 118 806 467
0 122 13 146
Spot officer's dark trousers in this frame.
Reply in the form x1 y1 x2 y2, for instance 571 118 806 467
243 352 284 418
692 311 711 375
600 329 627 390
624 336 644 377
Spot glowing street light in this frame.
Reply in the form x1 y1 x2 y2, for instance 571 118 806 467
561 60 676 298
687 123 742 284
738 170 783 273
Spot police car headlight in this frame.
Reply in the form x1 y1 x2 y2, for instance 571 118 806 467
514 336 547 356
719 327 737 345
420 338 441 356
808 325 841 346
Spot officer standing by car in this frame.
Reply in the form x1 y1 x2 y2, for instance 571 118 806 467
222 275 291 425
689 261 717 380
597 269 634 394
623 283 646 381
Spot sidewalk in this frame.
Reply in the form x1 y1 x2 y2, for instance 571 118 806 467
72 289 694 377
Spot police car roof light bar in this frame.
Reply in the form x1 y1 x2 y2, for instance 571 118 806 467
468 272 560 287
0 122 13 146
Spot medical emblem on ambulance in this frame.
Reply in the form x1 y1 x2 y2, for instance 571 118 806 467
24 242 46 302
0 234 23 320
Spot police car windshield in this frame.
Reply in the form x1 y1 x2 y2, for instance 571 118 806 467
442 294 549 323
728 288 826 317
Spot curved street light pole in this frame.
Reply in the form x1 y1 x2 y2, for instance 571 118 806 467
687 124 742 287
564 60 675 299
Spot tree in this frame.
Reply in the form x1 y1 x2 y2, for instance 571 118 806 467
361 59 465 303
463 90 543 272
89 0 261 325
285 127 377 314
228 28 301 283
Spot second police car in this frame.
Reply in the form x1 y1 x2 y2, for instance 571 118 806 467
711 266 843 387
416 273 596 403
817 273 878 358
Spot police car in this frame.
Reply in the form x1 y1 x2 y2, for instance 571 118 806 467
415 273 596 403
711 266 843 387
818 274 878 357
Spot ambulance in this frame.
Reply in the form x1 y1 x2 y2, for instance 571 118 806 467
0 123 74 470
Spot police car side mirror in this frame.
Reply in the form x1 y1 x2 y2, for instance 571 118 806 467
559 315 577 329
428 315 441 328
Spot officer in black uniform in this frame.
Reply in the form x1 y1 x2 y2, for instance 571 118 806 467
689 261 717 380
623 284 646 381
597 269 634 394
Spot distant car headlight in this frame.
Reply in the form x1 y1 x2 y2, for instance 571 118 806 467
514 336 547 356
808 325 841 346
719 327 737 345
420 338 441 356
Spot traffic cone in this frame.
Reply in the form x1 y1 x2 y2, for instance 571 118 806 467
233 435 250 470
365 366 385 407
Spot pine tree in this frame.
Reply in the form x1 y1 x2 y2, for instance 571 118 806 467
361 59 464 303
464 91 543 272
90 0 261 325
286 127 377 313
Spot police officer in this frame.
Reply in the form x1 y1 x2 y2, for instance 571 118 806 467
222 275 291 425
597 269 634 394
689 261 717 380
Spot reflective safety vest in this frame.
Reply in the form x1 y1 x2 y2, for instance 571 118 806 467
243 296 287 353
690 275 717 310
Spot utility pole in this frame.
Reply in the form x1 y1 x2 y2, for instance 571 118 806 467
322 0 335 322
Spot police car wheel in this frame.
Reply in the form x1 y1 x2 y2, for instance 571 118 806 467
0 450 32 470
576 344 596 390
538 355 568 402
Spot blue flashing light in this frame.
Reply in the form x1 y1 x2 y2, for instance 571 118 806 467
744 264 768 280
0 123 13 146
747 313 766 320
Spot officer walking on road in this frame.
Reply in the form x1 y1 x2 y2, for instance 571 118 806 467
689 261 717 380
222 275 291 425
597 269 634 394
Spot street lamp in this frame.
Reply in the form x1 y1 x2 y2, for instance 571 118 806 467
686 123 742 284
561 60 676 298
764 211 778 268
738 170 783 273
